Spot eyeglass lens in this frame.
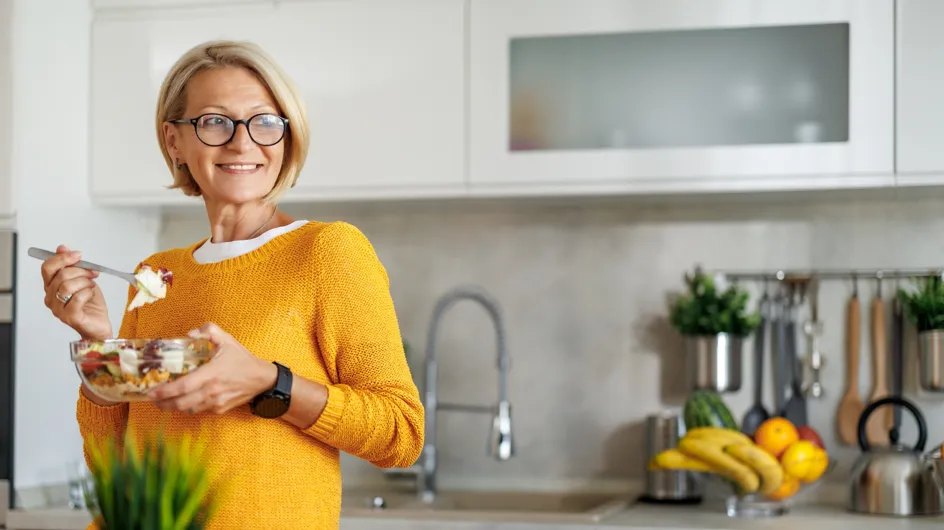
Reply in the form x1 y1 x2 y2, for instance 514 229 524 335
195 114 286 146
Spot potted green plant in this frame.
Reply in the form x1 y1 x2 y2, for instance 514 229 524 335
83 432 221 530
898 275 944 392
668 266 760 394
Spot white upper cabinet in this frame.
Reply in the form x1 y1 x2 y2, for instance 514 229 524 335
468 0 895 191
895 0 944 181
91 5 276 204
90 0 465 205
92 0 270 9
266 0 465 196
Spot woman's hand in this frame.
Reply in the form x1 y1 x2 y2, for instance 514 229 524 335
148 322 277 415
41 245 113 341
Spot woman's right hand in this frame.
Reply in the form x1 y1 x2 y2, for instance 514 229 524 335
41 244 113 341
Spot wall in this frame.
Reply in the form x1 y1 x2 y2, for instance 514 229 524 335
10 0 160 500
158 189 944 492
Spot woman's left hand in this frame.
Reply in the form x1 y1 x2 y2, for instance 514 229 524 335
148 322 277 415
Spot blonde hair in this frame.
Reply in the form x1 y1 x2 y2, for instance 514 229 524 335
155 40 309 201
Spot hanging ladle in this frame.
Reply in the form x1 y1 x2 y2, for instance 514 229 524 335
741 280 770 436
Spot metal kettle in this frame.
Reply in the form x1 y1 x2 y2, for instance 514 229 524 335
848 396 943 516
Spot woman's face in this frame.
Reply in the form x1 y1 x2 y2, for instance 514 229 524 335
163 66 286 205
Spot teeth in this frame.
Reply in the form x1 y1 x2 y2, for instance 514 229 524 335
220 164 258 170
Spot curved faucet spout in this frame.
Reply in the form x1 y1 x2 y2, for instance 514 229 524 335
417 285 514 500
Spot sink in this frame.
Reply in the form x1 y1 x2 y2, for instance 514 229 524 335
341 488 629 523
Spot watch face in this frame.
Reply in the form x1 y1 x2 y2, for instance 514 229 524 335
253 396 290 419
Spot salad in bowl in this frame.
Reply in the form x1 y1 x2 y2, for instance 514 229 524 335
71 338 216 401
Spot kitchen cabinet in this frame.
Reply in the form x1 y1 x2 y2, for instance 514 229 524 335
0 0 12 226
895 0 944 185
89 0 465 205
264 0 465 196
92 0 270 9
90 5 277 205
468 0 895 192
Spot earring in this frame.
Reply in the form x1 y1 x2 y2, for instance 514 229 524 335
175 158 184 170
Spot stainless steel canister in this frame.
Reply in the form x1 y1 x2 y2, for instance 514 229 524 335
686 334 743 394
919 330 944 393
639 411 702 504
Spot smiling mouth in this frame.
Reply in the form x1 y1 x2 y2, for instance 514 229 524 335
216 163 263 173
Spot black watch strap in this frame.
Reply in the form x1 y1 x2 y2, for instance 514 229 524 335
250 361 292 418
272 361 293 395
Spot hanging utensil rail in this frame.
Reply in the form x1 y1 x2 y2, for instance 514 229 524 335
713 268 944 282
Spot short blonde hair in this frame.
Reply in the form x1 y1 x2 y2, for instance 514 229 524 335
155 40 309 202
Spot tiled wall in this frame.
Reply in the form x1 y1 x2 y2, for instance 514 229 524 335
159 189 944 491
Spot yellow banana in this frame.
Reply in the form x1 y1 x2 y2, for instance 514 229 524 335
648 449 715 473
679 437 760 493
684 427 754 446
723 442 784 496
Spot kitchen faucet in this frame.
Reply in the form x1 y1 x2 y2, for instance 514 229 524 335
387 286 514 502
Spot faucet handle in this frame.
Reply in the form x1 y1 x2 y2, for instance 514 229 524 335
489 400 514 461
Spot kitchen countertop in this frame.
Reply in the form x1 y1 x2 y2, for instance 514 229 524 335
9 492 944 530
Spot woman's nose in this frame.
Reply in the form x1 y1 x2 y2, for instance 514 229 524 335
227 122 255 151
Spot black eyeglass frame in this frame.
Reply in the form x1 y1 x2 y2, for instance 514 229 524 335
168 113 291 147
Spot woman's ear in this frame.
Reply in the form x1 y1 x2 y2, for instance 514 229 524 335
162 121 181 162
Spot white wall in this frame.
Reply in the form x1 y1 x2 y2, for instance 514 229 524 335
11 0 159 496
0 0 12 225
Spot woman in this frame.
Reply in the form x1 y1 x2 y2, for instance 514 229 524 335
39 40 425 529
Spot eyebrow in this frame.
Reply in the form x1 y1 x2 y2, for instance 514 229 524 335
197 104 276 114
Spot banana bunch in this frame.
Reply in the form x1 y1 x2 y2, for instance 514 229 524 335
648 427 784 496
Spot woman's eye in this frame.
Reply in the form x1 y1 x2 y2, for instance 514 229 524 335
257 115 281 128
198 116 228 128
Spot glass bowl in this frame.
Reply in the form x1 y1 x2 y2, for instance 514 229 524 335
70 338 216 402
702 459 837 517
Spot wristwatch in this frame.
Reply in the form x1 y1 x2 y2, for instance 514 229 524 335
250 361 293 418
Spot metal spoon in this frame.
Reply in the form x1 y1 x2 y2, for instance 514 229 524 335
27 247 136 286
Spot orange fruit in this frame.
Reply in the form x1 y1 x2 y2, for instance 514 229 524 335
801 447 829 483
766 475 800 501
780 440 820 481
753 418 799 457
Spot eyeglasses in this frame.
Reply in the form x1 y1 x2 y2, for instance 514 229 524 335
169 113 290 147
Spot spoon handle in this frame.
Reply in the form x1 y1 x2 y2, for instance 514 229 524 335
27 247 136 286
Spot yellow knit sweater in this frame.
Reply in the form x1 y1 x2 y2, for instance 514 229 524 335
76 221 425 530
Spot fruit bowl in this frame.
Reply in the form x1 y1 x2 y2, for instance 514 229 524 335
71 338 216 402
705 458 837 517
649 422 834 518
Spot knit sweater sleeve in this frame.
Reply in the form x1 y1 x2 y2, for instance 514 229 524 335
76 285 134 467
303 222 425 468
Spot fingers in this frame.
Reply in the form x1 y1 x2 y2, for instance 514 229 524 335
148 363 211 401
188 322 230 346
40 248 81 287
65 287 96 315
56 276 96 300
44 269 98 310
151 375 221 414
153 388 206 414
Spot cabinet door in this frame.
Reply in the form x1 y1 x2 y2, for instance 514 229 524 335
91 1 465 204
267 0 465 196
896 0 944 182
91 5 276 204
469 0 895 191
92 0 269 9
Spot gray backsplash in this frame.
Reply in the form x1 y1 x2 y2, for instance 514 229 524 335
158 189 944 491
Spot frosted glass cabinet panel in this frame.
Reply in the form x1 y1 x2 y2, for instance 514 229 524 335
509 24 849 151
470 0 894 188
